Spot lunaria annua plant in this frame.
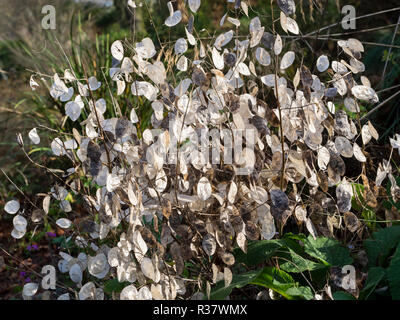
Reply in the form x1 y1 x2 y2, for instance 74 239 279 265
4 0 400 300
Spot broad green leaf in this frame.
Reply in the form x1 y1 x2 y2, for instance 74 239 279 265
251 267 314 300
278 233 328 272
209 269 261 300
364 226 400 267
282 232 308 242
285 286 314 300
359 267 386 300
281 233 307 252
234 233 309 267
234 239 283 266
210 267 314 300
278 247 327 273
303 235 353 267
333 291 356 300
104 279 129 294
387 243 400 299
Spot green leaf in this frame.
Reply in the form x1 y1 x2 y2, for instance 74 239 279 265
209 269 261 300
278 247 327 273
282 232 307 243
333 291 357 300
281 233 307 253
364 226 400 267
285 286 314 300
251 267 314 300
303 235 353 267
28 147 51 155
209 267 314 300
359 267 386 300
234 233 310 267
104 279 128 294
234 239 283 266
387 243 400 299
351 183 365 212
12 285 23 294
362 208 376 230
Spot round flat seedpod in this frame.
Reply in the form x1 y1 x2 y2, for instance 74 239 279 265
197 177 212 201
136 37 156 59
165 10 182 27
111 40 124 61
212 47 224 70
13 215 27 232
277 0 296 15
174 38 188 55
280 51 295 69
316 55 329 72
65 101 81 121
11 228 26 239
22 283 39 297
188 0 201 13
255 47 271 66
335 136 353 158
88 76 101 91
56 218 72 229
5 200 20 214
121 285 138 300
351 85 378 103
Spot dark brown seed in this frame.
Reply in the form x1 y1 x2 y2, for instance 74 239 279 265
245 221 260 240
343 211 361 233
270 189 289 211
169 211 181 231
230 215 244 233
328 153 346 178
224 92 240 112
224 53 237 68
363 187 377 208
192 67 207 87
300 65 313 88
219 251 235 266
261 32 274 50
176 224 194 240
31 209 44 223
250 115 270 136
170 242 184 275
87 141 101 161
116 118 133 139
317 171 329 193
78 219 97 233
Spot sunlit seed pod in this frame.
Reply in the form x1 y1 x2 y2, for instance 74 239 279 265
280 51 295 69
277 0 296 15
165 2 182 27
343 211 361 233
13 214 27 232
22 283 39 297
5 200 20 215
316 55 329 72
111 40 124 61
188 0 201 13
56 218 72 229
